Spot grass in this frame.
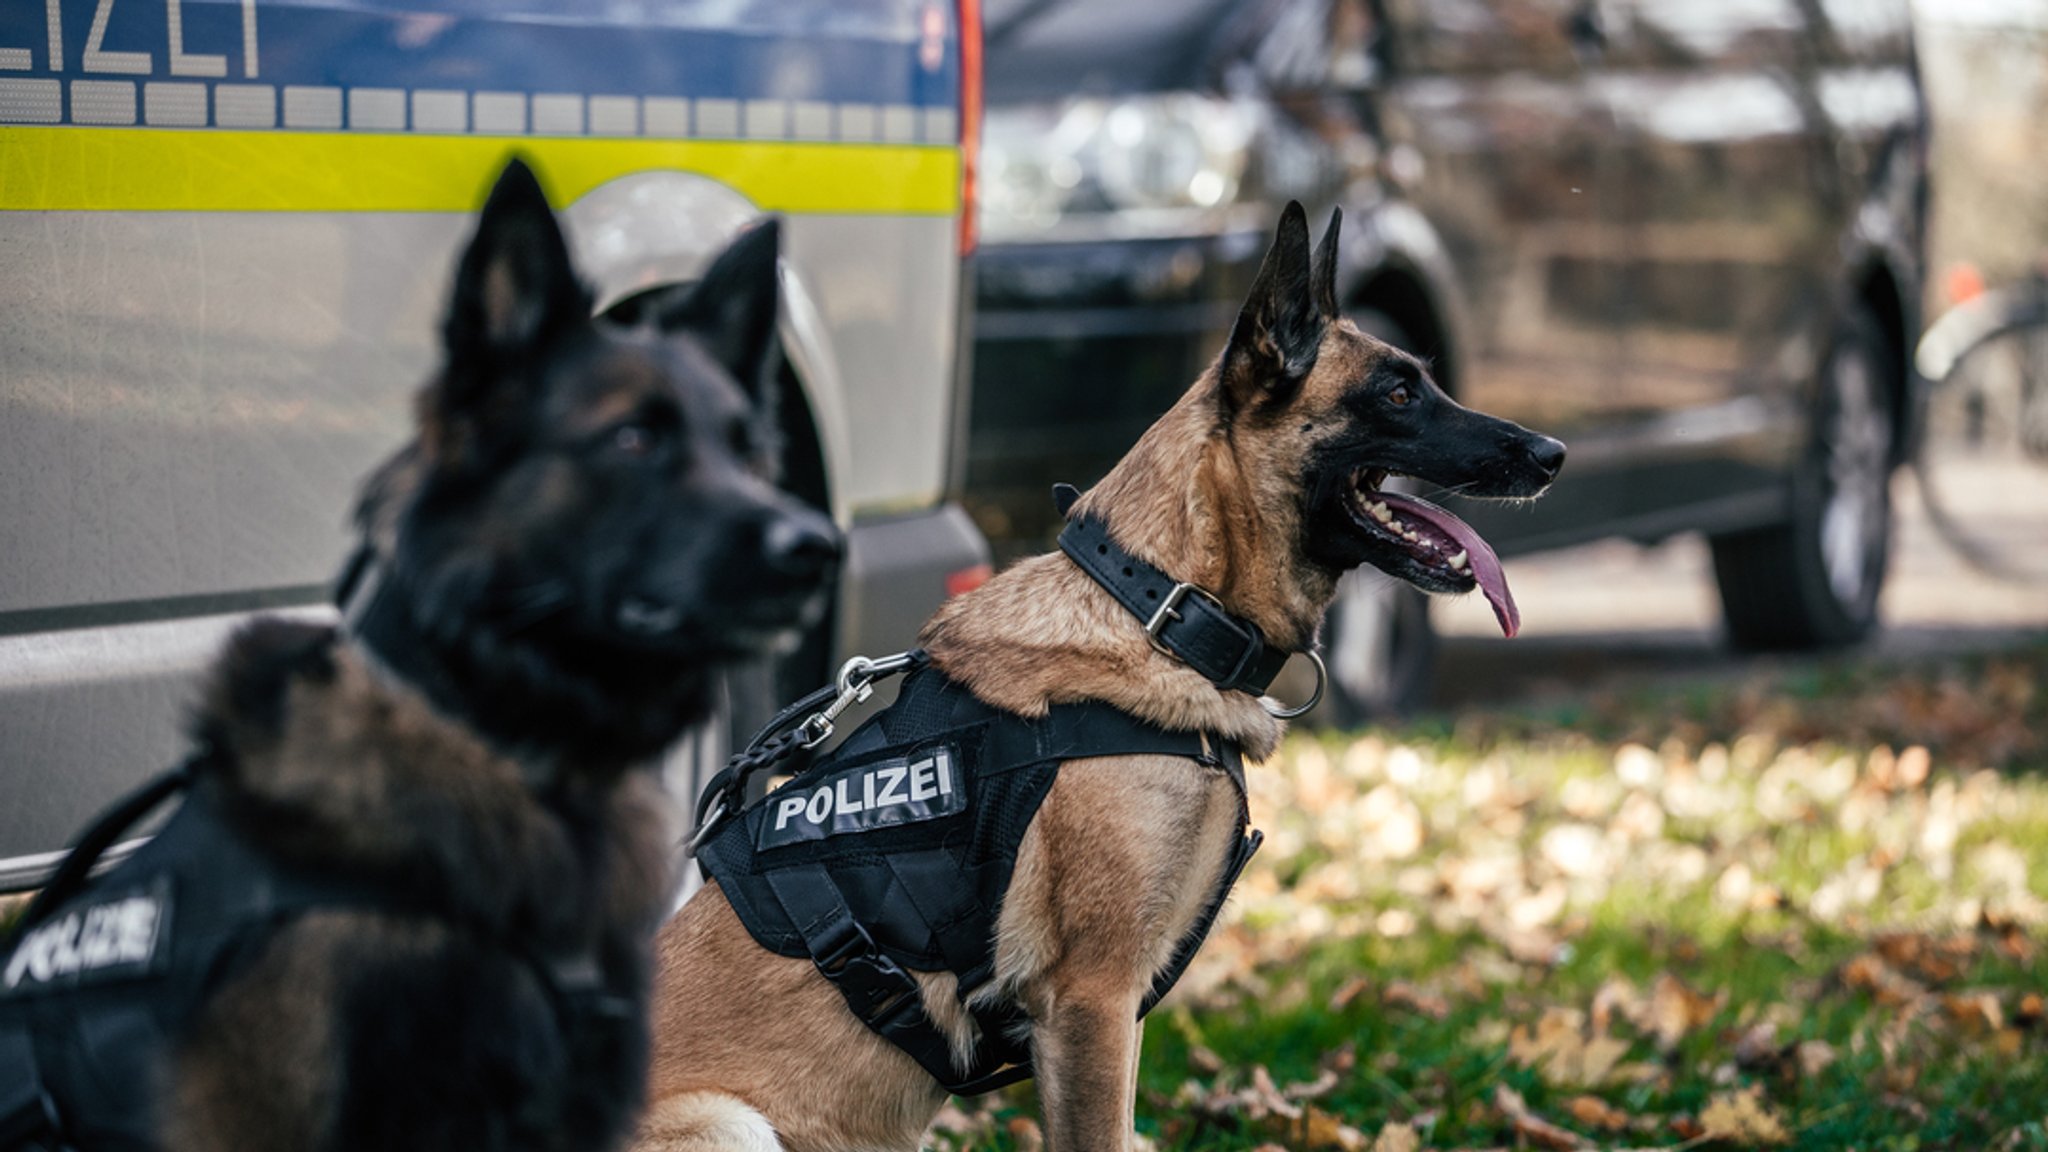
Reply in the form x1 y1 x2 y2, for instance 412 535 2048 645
935 640 2048 1151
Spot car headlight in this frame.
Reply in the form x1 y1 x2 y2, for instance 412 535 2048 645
980 93 1263 239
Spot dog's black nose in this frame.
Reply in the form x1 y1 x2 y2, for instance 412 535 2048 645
762 511 842 580
1525 435 1567 480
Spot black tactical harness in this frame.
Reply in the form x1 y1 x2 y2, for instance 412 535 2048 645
0 765 368 1149
0 610 634 1150
695 662 1262 1095
693 498 1303 1096
0 764 633 1151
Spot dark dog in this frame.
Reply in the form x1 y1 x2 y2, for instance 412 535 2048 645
636 203 1561 1150
0 158 837 1150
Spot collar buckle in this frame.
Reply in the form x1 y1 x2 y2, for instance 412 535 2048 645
1143 581 1223 652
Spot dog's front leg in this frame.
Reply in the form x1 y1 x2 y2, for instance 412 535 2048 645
1005 754 1242 1152
1031 981 1143 1152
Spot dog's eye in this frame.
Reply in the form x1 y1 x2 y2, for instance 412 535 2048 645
610 423 656 457
1387 386 1412 407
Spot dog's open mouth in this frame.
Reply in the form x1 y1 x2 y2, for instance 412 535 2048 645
1350 468 1520 638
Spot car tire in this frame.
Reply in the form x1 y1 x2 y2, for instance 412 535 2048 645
1314 305 1437 724
1711 312 1896 650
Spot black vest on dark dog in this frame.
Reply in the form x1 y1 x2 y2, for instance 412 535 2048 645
0 772 339 1148
0 769 628 1150
695 666 1262 1095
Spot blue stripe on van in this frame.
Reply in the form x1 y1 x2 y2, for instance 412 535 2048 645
0 0 959 125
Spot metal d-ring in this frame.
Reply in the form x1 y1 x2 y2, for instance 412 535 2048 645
1261 649 1327 720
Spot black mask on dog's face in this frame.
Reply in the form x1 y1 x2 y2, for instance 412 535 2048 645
1215 204 1566 637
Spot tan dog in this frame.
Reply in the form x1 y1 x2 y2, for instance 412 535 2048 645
637 204 1564 1151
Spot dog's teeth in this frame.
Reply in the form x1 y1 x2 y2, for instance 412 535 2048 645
1448 550 1468 570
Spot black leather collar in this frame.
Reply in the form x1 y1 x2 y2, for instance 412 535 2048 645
1053 487 1293 697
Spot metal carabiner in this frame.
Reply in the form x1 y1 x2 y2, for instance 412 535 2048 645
800 650 923 749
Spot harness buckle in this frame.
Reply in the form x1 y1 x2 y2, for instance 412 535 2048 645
811 918 924 1029
813 917 881 974
1143 581 1223 653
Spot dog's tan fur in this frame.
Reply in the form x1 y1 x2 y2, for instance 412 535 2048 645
638 245 1410 1148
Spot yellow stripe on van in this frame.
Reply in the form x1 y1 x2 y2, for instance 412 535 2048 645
0 128 960 215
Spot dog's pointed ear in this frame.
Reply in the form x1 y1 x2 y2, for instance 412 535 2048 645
1312 206 1342 320
443 157 589 362
1220 201 1325 415
654 219 782 398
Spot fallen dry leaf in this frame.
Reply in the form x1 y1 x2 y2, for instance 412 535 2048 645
1495 1084 1591 1150
1563 1094 1631 1132
1370 1121 1421 1152
1284 1068 1342 1102
1384 981 1451 1020
1839 952 1930 1007
1510 1008 1632 1088
1249 1065 1304 1121
1796 1039 1838 1078
1642 972 1724 1049
1698 1086 1792 1147
1328 975 1373 1013
1300 1105 1371 1151
1941 991 2006 1034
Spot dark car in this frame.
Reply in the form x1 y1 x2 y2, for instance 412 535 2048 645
963 0 1927 718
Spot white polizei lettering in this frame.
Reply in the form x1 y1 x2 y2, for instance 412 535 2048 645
909 759 936 802
834 777 859 814
167 0 228 77
48 915 83 977
79 906 119 967
805 787 833 824
875 765 908 806
862 772 877 809
936 751 953 795
117 900 158 963
84 0 151 74
3 928 47 988
773 795 808 831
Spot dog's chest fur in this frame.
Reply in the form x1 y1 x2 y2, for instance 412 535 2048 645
166 619 676 1149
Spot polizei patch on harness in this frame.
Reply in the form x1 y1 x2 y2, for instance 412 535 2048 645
1 878 171 997
758 746 965 849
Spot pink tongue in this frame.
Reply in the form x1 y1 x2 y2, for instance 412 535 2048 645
1377 492 1520 638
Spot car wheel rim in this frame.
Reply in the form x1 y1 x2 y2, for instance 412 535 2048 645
1819 346 1890 608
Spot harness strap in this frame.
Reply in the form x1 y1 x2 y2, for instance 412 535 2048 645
1057 511 1292 697
878 852 1036 1091
11 765 193 942
761 865 1026 1093
1139 740 1262 1015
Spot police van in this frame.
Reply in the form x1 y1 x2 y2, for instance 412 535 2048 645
0 0 989 888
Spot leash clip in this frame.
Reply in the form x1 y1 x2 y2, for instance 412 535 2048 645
800 651 923 749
